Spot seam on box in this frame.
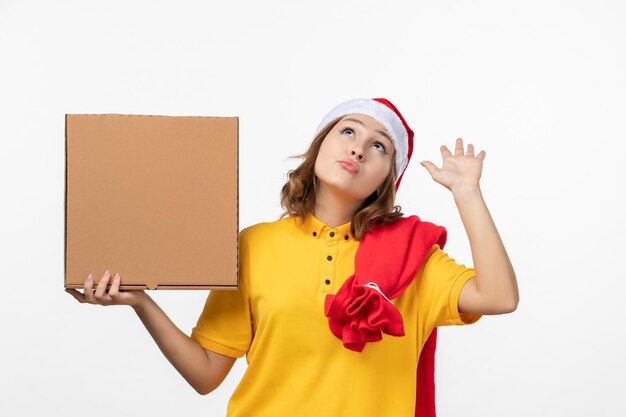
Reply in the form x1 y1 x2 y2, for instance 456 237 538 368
68 114 238 119
64 114 68 287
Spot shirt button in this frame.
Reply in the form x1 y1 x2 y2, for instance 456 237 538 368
344 235 349 240
325 279 331 285
327 255 333 261
312 231 317 237
330 231 335 237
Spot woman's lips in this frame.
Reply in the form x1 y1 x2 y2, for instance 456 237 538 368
339 160 358 174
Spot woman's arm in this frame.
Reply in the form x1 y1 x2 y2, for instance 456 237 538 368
67 272 236 395
452 185 519 314
420 138 519 315
133 296 237 395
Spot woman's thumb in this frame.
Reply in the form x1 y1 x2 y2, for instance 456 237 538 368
420 160 437 176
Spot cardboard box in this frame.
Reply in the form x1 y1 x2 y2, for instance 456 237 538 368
64 114 239 290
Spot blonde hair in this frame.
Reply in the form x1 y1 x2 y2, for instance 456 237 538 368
278 117 404 240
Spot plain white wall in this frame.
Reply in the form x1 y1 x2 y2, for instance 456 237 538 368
1 0 624 416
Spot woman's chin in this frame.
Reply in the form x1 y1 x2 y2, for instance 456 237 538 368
319 179 369 201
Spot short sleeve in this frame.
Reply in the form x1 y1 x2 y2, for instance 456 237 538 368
417 244 483 328
190 230 253 358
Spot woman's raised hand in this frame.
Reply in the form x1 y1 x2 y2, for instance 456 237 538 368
66 270 150 308
420 137 486 193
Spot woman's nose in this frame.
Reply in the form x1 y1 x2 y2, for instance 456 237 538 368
351 149 363 160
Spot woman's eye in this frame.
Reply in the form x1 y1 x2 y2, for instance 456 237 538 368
340 127 354 136
373 142 386 153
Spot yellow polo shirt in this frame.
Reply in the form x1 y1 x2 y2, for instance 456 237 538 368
190 212 482 417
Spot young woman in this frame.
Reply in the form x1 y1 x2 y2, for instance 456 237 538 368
66 97 519 417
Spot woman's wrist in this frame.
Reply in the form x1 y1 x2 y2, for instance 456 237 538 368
132 292 154 313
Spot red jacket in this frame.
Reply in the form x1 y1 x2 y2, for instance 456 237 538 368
324 215 447 417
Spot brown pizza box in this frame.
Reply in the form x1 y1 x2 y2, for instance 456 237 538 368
64 114 239 290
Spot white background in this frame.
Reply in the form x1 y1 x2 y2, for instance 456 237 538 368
1 0 624 416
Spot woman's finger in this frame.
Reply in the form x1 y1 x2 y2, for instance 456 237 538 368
467 143 475 156
454 138 464 155
440 145 452 159
83 274 96 303
108 273 121 300
94 270 112 303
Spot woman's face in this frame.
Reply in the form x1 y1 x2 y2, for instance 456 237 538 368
314 114 395 201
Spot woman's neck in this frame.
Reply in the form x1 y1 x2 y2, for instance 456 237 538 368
313 185 363 228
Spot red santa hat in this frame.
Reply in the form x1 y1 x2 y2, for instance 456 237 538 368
314 97 415 190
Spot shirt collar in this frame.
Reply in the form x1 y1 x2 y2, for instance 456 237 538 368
294 211 353 241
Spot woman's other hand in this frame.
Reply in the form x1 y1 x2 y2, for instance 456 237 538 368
420 137 486 193
66 270 150 309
